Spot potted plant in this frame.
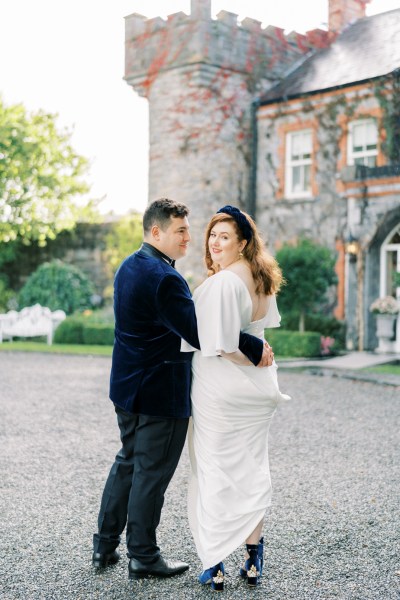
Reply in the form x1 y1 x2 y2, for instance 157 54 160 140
369 295 400 352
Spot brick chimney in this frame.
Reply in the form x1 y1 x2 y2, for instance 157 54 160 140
329 0 370 34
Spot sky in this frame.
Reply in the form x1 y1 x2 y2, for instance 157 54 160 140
0 0 399 216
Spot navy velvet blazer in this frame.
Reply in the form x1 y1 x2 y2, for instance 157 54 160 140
109 246 264 418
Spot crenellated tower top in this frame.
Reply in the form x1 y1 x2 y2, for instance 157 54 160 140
123 5 326 98
190 0 211 20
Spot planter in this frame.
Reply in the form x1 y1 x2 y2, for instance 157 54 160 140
375 314 397 353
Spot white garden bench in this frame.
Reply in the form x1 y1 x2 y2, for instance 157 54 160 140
0 304 66 345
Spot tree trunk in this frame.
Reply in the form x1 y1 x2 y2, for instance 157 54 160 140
299 311 305 333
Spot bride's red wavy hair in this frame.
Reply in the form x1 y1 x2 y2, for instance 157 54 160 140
204 212 283 295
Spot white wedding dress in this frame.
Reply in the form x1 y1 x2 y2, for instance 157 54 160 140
181 270 290 569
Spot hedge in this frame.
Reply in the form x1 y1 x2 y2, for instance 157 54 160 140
264 329 321 357
53 318 85 344
280 313 346 348
82 324 114 346
54 318 114 345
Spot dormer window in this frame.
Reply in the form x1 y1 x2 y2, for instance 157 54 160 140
285 130 312 198
348 119 378 167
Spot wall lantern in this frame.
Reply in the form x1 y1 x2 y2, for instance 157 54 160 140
345 235 360 262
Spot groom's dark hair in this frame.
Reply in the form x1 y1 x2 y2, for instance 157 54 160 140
143 198 189 234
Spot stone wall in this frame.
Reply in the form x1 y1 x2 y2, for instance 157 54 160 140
2 222 114 300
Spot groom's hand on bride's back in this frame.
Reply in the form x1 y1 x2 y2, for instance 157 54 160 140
257 341 274 367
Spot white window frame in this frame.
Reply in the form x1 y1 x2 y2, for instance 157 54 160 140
347 119 378 167
380 223 400 300
285 129 313 199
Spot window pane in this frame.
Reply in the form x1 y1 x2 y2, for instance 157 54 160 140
291 131 312 160
388 228 400 244
352 120 377 152
304 164 311 190
291 134 302 159
292 166 301 191
352 124 365 148
386 250 397 296
365 121 378 145
365 155 377 167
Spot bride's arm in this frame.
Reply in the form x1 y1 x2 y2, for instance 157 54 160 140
219 349 252 366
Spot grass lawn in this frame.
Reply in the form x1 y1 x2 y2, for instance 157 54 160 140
0 341 112 356
362 362 400 376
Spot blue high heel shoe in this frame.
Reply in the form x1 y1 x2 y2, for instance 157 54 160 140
198 561 225 591
239 537 263 578
241 543 261 587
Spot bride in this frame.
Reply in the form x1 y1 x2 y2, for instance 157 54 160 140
181 205 290 592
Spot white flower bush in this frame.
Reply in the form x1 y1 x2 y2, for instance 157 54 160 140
369 296 400 315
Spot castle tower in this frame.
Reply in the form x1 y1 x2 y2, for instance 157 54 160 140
124 0 307 279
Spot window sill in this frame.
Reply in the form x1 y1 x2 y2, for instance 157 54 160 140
283 194 314 202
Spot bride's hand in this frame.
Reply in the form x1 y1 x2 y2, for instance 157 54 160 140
257 341 274 368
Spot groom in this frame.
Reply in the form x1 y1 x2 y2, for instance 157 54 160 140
92 198 274 579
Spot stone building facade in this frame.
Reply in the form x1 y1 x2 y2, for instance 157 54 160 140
256 6 400 353
124 0 400 352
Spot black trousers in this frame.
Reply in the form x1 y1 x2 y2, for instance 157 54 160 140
93 406 189 563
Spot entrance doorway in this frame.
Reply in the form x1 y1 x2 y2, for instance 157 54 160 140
380 223 400 353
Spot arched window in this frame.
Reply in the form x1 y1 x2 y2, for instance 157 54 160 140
380 224 400 299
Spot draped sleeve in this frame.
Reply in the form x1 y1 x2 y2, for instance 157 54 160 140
181 271 252 356
264 294 282 329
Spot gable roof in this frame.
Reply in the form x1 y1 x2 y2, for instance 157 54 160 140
261 9 400 104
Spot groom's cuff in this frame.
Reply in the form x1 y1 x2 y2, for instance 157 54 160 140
238 332 263 366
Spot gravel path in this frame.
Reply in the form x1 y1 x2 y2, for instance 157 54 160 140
0 352 399 600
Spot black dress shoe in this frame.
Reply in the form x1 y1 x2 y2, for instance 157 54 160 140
128 555 189 579
92 550 120 568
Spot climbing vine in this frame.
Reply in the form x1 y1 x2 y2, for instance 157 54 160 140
374 70 400 163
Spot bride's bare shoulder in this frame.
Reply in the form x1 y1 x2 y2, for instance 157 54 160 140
227 261 253 285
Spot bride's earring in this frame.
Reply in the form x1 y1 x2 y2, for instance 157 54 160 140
239 252 244 259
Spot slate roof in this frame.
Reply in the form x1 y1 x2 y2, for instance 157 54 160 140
261 9 400 104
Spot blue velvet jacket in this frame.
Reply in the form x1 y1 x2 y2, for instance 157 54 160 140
109 245 263 418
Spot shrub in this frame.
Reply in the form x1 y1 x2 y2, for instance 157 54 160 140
18 260 94 315
53 313 114 345
264 329 321 357
82 324 114 346
53 318 85 344
276 239 337 332
0 275 17 312
280 313 346 349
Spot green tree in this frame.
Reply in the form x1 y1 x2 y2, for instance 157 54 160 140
18 260 94 315
276 238 337 332
0 97 94 246
104 212 143 273
102 212 143 301
0 275 16 312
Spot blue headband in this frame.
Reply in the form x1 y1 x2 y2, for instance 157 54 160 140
216 205 253 241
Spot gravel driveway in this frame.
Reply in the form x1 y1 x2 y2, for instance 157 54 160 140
0 352 399 600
